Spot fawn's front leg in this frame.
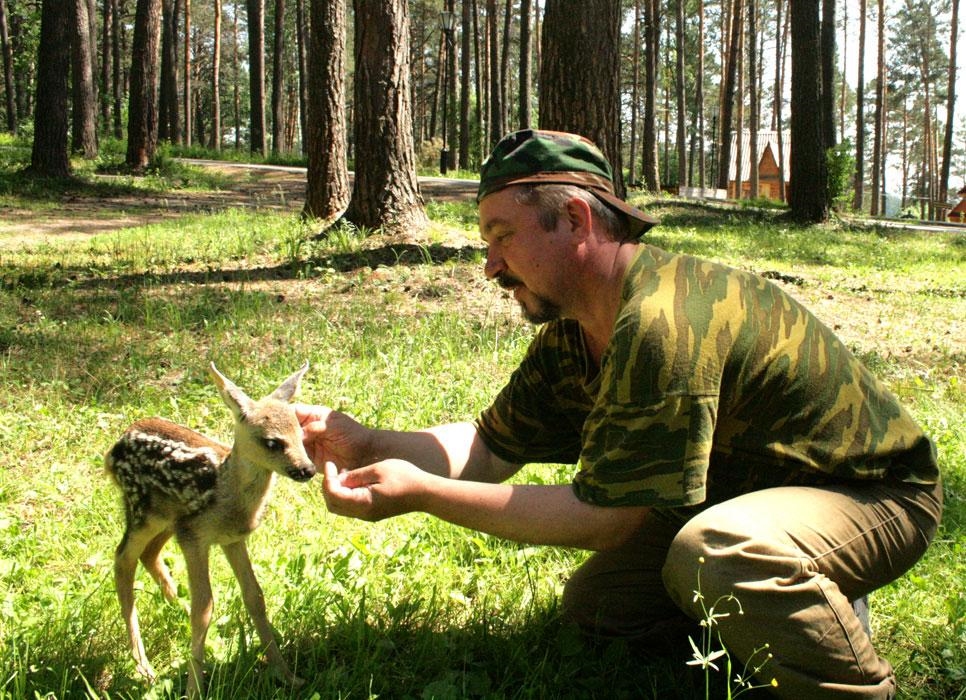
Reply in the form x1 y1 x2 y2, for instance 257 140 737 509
181 540 214 699
222 541 303 687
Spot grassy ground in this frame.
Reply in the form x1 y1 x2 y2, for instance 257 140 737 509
0 149 963 699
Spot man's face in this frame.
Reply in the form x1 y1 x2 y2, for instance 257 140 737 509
478 188 567 324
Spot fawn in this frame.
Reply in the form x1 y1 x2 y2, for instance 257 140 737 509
105 362 315 696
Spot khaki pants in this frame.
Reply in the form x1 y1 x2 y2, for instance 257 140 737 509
562 479 943 699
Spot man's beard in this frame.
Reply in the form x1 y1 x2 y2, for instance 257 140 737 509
496 273 561 324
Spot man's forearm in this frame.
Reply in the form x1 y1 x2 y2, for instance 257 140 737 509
369 421 520 482
415 479 650 551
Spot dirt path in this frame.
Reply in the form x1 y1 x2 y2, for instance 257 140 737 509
0 161 479 248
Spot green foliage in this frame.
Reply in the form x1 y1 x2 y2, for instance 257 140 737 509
826 140 857 210
0 172 963 698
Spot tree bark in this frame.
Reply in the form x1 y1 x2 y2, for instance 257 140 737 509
716 0 741 190
303 0 349 221
112 0 123 138
248 0 266 156
486 0 501 148
158 0 179 142
820 0 835 148
0 0 17 133
183 0 191 145
211 0 221 149
458 0 471 166
71 0 98 157
343 0 426 235
747 0 758 198
518 0 531 129
271 0 285 154
295 0 308 153
941 0 959 209
675 0 687 188
30 0 72 176
125 0 161 170
540 0 625 195
789 0 829 221
870 0 885 216
853 0 865 210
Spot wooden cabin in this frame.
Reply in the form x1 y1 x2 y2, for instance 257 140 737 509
728 130 790 202
947 185 966 222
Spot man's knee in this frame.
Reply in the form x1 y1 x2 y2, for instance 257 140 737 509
661 509 792 618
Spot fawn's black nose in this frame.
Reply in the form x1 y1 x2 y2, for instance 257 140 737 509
288 464 317 482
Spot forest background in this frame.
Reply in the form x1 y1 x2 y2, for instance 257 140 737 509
4 0 966 227
0 0 965 698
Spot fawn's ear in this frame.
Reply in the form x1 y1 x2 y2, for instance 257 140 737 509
209 363 254 419
269 362 310 403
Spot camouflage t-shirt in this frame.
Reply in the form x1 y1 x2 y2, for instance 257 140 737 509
475 245 939 509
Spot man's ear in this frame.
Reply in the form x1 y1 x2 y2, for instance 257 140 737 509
564 195 593 240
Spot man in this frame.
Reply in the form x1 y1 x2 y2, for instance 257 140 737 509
297 130 942 698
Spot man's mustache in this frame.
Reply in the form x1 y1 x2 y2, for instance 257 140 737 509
495 273 522 290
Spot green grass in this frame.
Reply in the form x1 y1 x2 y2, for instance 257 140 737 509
0 164 963 698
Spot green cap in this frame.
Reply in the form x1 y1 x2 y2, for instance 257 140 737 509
478 129 658 237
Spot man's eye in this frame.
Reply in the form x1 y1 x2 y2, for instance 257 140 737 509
263 438 286 451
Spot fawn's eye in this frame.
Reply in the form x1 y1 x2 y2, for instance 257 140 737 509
263 438 286 452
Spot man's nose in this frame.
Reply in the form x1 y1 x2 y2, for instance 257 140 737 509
484 248 504 280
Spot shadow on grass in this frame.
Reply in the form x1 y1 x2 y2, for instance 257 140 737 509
1 242 484 293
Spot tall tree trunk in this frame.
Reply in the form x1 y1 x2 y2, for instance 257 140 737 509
820 0 835 149
499 0 510 136
445 0 457 170
486 0 501 147
271 0 285 154
71 0 98 157
472 0 483 157
99 0 112 131
629 0 641 185
747 0 758 198
870 0 885 216
304 0 349 221
183 0 191 146
30 0 72 176
776 0 788 201
125 0 161 170
248 0 266 155
109 0 124 139
941 0 959 210
232 0 241 148
853 0 865 210
674 0 687 188
697 0 705 187
344 0 426 235
641 0 660 191
789 0 829 221
0 0 18 133
518 0 531 129
158 0 179 142
295 0 308 153
716 0 741 190
734 13 744 199
458 0 471 167
540 0 625 196
211 0 221 149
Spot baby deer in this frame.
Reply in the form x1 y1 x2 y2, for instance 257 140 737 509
105 362 315 697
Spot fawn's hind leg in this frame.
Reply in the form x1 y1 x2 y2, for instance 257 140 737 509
115 518 170 682
139 529 179 603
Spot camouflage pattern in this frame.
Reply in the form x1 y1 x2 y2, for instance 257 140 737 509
475 245 939 509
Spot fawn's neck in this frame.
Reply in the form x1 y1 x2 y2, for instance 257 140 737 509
218 450 278 531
